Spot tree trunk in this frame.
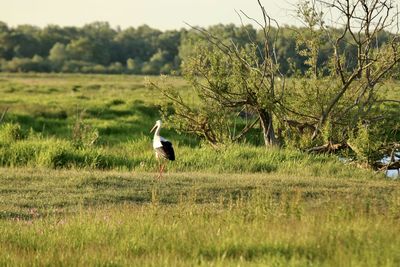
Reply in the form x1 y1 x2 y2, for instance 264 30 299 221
258 109 277 147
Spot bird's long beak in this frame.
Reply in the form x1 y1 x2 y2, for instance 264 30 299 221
150 124 157 133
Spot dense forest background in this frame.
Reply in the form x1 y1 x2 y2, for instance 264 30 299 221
0 21 396 77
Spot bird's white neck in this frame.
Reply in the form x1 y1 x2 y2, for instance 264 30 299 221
153 125 161 137
152 125 165 149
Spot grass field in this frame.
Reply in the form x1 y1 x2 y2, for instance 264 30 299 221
0 73 180 145
0 73 399 266
1 168 399 266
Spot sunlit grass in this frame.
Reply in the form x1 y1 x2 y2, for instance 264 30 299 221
0 73 399 266
0 168 399 266
0 73 175 145
0 127 381 178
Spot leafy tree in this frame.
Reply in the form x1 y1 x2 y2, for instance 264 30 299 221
114 25 161 63
283 0 400 169
142 50 169 75
11 25 42 58
39 25 78 56
157 30 181 62
81 22 117 65
126 58 142 74
152 0 399 171
153 1 284 147
0 22 8 33
0 22 13 60
48 42 68 70
66 37 93 62
288 0 399 136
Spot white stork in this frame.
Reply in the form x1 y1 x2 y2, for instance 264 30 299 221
150 120 175 178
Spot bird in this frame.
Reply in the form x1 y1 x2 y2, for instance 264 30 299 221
150 120 175 179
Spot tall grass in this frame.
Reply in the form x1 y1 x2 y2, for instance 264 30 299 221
0 123 380 178
0 73 398 266
0 168 399 266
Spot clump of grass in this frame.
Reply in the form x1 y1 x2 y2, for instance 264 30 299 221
0 123 24 142
0 125 128 169
108 98 125 106
164 143 377 178
35 109 68 120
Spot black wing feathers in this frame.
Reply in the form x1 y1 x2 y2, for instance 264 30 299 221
158 141 175 161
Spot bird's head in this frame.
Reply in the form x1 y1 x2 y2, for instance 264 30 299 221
150 120 162 133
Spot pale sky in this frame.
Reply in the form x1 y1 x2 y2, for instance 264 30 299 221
0 0 301 30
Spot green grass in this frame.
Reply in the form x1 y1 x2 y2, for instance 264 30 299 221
0 73 195 145
0 168 399 266
0 124 381 178
0 73 399 266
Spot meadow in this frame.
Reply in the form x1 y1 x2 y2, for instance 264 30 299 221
0 73 399 266
1 168 399 266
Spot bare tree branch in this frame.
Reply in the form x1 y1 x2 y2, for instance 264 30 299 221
0 107 9 124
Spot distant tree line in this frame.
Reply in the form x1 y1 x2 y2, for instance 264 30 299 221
0 21 397 77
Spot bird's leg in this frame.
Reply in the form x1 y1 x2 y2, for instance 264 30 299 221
158 163 166 179
156 161 163 180
160 163 166 178
156 162 162 180
157 163 162 179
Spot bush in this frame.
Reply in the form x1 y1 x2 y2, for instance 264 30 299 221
2 56 51 72
61 60 94 73
348 123 384 163
0 123 24 143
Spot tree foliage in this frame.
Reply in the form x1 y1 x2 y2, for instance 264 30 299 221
284 0 400 164
152 0 399 170
0 14 397 76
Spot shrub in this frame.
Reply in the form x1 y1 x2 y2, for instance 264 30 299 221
2 56 51 72
0 123 24 143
